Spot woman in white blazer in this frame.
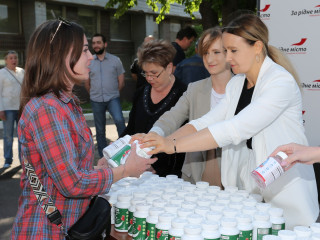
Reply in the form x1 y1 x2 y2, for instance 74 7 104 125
141 14 319 228
149 27 232 185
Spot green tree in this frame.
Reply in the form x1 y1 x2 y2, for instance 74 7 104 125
104 0 257 29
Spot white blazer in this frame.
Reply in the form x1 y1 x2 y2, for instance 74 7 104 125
190 56 319 228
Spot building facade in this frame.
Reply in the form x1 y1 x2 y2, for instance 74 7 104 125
0 0 200 102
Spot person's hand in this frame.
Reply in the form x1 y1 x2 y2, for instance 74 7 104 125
146 165 156 174
0 111 6 121
124 142 158 178
270 143 320 168
96 157 109 169
129 133 146 144
140 132 175 155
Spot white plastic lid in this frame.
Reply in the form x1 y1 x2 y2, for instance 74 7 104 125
164 203 180 213
230 195 244 203
218 191 231 199
220 217 237 228
183 184 197 192
270 216 285 225
152 198 168 208
147 215 158 224
171 217 189 229
183 224 202 235
162 192 176 201
223 208 239 218
242 206 257 216
202 230 220 239
177 208 194 218
224 186 238 193
249 193 263 202
149 207 164 216
311 223 320 233
196 181 209 189
237 190 250 198
170 196 184 206
176 190 188 197
229 202 243 210
201 220 219 231
184 195 198 202
164 186 179 193
268 207 284 217
194 206 210 216
202 192 217 201
278 230 297 240
276 151 288 160
117 193 132 202
158 212 176 223
197 199 211 207
181 201 197 210
294 226 312 238
193 189 207 197
236 214 252 224
254 211 270 221
135 202 152 212
216 197 230 205
186 213 204 224
149 188 164 195
206 211 223 222
312 233 320 240
166 174 178 180
133 190 148 199
256 202 272 212
243 198 257 207
207 186 221 194
263 235 281 240
146 194 161 203
210 203 226 212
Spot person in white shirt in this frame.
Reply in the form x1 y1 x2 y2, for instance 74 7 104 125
139 14 319 228
0 50 24 168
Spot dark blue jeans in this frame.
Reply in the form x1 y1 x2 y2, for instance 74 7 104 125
91 98 126 157
3 110 20 165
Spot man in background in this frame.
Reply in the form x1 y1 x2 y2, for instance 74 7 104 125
174 40 210 86
172 26 197 72
86 33 126 157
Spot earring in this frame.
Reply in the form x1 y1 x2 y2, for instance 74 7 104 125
256 55 260 63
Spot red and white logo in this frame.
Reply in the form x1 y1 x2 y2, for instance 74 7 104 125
291 5 320 17
301 80 320 91
260 4 271 20
278 38 307 55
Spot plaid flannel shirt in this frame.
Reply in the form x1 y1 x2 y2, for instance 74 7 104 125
12 91 113 240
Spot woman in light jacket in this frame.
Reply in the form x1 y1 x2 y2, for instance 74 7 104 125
148 27 232 185
140 14 319 228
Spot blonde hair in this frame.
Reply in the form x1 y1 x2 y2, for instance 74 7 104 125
223 14 300 85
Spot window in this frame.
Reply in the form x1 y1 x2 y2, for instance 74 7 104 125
0 0 19 34
110 15 131 41
46 4 62 20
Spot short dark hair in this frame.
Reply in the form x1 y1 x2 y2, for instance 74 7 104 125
176 26 197 40
92 33 106 43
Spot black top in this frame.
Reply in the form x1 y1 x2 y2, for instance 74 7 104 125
121 78 187 177
172 42 185 67
130 58 148 89
234 78 255 149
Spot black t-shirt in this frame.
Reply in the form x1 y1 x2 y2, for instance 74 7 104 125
172 42 185 67
121 78 187 177
234 78 255 149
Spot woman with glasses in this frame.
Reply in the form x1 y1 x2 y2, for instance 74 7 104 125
0 50 24 168
139 14 318 227
120 40 187 177
12 19 156 239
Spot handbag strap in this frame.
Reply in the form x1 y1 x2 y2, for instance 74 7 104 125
5 67 22 86
24 159 65 231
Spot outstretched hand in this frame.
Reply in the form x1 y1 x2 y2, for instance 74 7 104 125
270 143 320 168
139 132 175 155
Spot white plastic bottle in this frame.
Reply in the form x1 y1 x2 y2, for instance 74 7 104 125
182 224 203 240
293 226 312 239
220 217 240 240
237 214 253 240
169 217 189 240
186 213 204 225
115 194 131 232
251 151 288 188
133 204 150 240
195 206 210 216
277 230 297 240
156 212 176 240
146 207 164 240
206 211 223 223
268 208 285 236
253 220 272 240
177 208 194 219
196 181 210 189
202 220 220 240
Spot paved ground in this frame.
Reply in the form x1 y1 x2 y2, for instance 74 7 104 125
0 119 124 239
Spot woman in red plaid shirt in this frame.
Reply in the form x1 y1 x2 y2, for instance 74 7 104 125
11 19 157 240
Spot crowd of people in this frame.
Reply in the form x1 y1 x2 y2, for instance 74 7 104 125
1 12 320 239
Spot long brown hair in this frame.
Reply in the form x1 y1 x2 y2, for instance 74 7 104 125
223 14 299 85
198 26 223 57
20 19 84 114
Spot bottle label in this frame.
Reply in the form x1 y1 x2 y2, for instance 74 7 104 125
221 234 239 240
272 223 285 236
168 234 182 240
156 228 169 240
257 228 271 240
128 210 134 236
115 207 129 231
133 216 147 240
239 230 253 240
146 222 156 240
204 237 220 240
253 157 284 186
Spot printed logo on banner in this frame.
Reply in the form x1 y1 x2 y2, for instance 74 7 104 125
260 4 271 20
291 5 320 17
301 80 320 91
278 38 307 54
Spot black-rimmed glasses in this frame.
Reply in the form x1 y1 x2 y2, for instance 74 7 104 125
50 17 71 44
141 68 165 80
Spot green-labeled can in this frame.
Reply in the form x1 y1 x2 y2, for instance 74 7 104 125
272 224 285 236
239 230 253 240
146 222 156 240
156 228 169 240
128 210 135 236
221 234 239 240
257 228 271 240
133 216 147 240
115 207 129 232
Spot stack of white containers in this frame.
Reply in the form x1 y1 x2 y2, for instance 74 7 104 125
106 172 319 240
